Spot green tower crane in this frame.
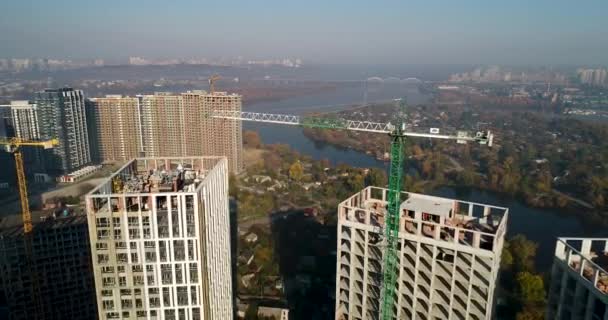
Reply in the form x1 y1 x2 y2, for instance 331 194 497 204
212 104 493 319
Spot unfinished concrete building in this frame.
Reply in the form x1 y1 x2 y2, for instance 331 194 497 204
87 91 243 173
86 157 233 320
547 238 608 319
87 95 143 162
0 215 97 320
335 187 508 320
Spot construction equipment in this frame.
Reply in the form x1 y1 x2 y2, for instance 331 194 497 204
212 103 493 319
0 137 59 320
208 74 221 94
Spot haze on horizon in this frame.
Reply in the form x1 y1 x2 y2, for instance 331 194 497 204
1 0 607 66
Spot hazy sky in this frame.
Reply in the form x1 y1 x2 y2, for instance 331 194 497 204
1 0 607 65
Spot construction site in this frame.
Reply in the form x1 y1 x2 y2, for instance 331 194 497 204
86 157 233 320
335 186 508 320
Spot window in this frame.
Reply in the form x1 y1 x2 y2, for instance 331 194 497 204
121 299 133 309
149 297 160 308
128 217 139 226
117 253 128 263
96 217 110 228
112 217 121 226
129 228 140 239
101 289 113 297
97 229 110 240
146 252 157 263
101 266 114 274
102 277 115 287
97 254 109 264
96 242 109 251
132 265 143 273
131 253 139 263
113 229 122 240
133 275 144 285
130 242 137 249
102 300 114 310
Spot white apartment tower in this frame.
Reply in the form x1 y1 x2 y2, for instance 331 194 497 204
547 238 608 320
335 187 508 320
86 157 233 320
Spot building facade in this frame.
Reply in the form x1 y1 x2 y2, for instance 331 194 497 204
87 91 243 173
335 187 508 320
547 238 608 320
87 95 143 162
0 215 97 320
36 88 91 173
86 157 233 320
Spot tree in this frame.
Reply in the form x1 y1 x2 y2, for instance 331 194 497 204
263 152 282 175
243 130 262 148
515 306 545 320
289 161 304 181
516 271 546 304
366 168 387 187
229 174 238 199
509 235 538 272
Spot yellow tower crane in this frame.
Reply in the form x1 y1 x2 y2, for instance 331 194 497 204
208 74 221 94
0 137 58 320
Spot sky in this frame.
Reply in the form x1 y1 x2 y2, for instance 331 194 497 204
1 0 607 65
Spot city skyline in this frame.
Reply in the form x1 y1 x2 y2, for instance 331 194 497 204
1 1 607 65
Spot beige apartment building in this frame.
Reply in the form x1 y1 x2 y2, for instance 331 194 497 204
86 157 233 320
88 95 143 162
87 91 243 173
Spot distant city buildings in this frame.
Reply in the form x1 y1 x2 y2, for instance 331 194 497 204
36 88 91 174
577 68 607 87
87 91 243 173
127 56 302 68
449 66 567 85
0 215 97 320
0 58 103 72
547 238 608 319
335 187 508 319
86 157 233 320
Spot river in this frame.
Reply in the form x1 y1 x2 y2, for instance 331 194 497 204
243 82 608 272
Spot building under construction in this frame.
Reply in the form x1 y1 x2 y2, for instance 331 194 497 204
86 156 233 320
0 214 97 320
335 187 508 320
87 91 243 173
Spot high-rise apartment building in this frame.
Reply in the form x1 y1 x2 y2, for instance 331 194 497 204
547 238 608 320
0 101 47 174
335 187 508 320
36 88 91 173
0 215 97 320
86 157 233 320
0 101 40 140
87 95 143 162
88 91 243 173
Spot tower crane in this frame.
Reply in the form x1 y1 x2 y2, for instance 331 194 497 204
208 74 221 94
212 102 493 320
0 137 59 320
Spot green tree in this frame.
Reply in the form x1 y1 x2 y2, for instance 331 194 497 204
516 271 546 304
366 168 387 187
509 234 538 272
289 161 304 181
229 174 238 199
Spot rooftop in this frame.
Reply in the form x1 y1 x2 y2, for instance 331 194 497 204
339 186 509 252
555 238 608 295
88 157 226 196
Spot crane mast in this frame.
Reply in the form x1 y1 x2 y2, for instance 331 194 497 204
211 108 493 319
